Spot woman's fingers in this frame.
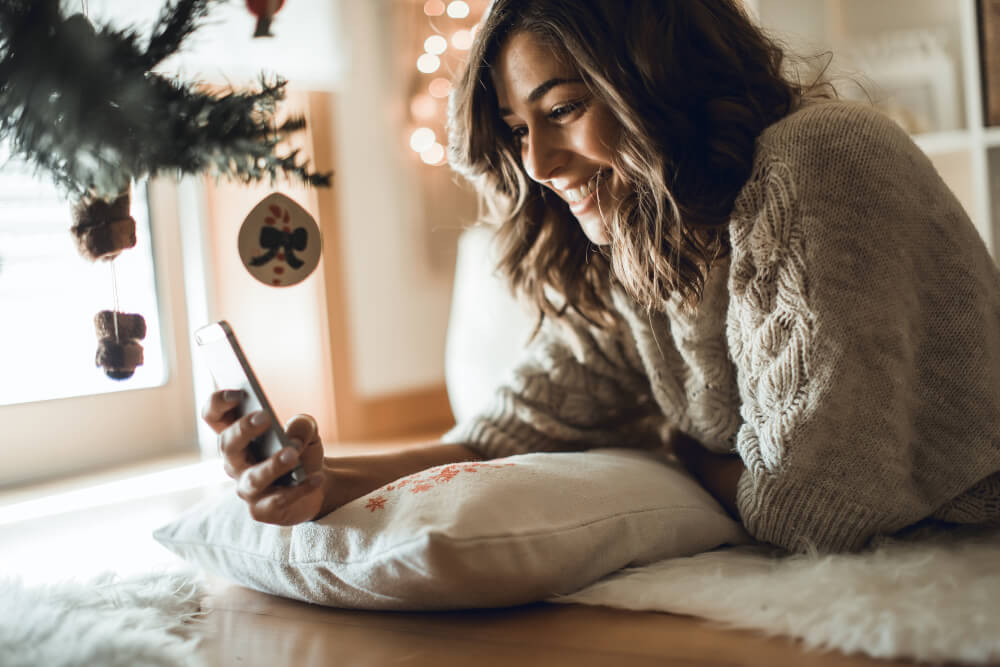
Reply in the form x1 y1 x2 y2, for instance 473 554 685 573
219 410 272 478
201 389 245 433
285 413 319 448
284 413 324 471
236 446 301 502
250 474 325 525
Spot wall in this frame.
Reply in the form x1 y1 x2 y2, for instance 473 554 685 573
329 0 467 399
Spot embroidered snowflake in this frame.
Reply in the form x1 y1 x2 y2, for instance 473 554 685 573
364 496 387 512
359 461 516 511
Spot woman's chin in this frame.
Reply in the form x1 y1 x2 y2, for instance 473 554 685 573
579 217 610 246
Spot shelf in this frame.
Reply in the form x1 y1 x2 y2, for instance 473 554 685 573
984 127 1000 148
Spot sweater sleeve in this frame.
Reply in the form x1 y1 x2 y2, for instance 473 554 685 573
728 103 1000 552
441 305 664 460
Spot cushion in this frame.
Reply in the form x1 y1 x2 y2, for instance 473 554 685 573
444 226 536 423
153 448 748 610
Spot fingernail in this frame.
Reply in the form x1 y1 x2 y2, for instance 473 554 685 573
251 411 270 426
289 438 303 451
223 389 243 402
279 448 298 464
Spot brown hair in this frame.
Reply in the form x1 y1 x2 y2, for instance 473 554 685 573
448 0 816 328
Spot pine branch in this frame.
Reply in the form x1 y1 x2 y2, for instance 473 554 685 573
143 0 214 69
0 0 331 199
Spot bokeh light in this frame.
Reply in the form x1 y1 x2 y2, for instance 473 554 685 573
423 0 445 17
420 142 446 165
416 53 441 74
410 93 437 120
428 77 451 98
451 29 473 50
424 35 448 55
446 1 470 19
410 127 436 153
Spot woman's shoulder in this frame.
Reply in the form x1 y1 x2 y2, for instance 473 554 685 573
756 99 917 166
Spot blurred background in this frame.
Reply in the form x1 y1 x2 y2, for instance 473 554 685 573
1 0 998 490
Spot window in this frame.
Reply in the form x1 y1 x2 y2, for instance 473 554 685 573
0 151 200 487
0 152 166 406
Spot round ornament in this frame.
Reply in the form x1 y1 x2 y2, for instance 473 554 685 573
238 193 322 287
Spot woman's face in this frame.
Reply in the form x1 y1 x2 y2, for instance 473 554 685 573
492 31 625 246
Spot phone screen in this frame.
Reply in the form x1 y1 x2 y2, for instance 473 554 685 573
194 321 306 486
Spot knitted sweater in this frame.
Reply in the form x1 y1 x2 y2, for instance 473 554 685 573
443 101 1000 553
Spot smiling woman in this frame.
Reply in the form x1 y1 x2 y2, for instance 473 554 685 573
493 34 622 246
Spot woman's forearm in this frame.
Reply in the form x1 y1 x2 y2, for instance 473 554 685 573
316 443 483 518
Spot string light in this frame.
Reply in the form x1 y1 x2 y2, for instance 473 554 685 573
428 77 451 98
416 53 441 73
447 1 470 19
410 127 436 153
424 34 448 55
423 0 445 17
411 2 482 166
410 93 437 120
420 142 446 165
451 29 473 50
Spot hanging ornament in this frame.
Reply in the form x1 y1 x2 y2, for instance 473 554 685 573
70 185 147 379
70 189 135 262
238 193 322 287
94 309 147 380
0 0 332 382
246 0 286 38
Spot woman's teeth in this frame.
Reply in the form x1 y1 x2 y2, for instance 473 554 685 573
563 171 609 204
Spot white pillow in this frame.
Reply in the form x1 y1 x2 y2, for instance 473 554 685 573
153 448 748 610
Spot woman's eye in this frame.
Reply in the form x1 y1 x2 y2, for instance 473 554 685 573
509 126 528 145
549 99 587 121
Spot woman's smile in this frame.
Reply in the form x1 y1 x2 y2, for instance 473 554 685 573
493 32 623 245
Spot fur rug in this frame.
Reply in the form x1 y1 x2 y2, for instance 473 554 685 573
0 572 206 667
555 526 1000 664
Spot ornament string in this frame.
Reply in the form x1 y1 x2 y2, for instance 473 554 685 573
110 260 120 341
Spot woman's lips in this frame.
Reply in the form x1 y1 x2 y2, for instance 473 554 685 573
568 188 597 216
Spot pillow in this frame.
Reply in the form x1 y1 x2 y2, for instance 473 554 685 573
153 448 748 610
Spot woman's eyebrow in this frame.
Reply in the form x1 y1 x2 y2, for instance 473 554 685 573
499 77 584 117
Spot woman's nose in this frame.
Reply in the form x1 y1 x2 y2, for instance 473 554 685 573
522 127 563 183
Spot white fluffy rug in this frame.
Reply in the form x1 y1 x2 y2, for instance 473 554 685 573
554 526 1000 664
0 572 207 667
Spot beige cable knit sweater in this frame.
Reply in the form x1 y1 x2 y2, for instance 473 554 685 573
443 101 1000 553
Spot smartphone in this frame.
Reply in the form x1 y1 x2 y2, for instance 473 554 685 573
194 320 306 486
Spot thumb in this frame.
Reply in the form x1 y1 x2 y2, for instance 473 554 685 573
285 413 319 448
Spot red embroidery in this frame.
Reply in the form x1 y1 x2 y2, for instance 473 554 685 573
359 460 516 511
365 496 387 512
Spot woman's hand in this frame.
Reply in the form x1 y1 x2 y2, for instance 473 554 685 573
671 431 746 521
202 389 329 525
202 390 484 526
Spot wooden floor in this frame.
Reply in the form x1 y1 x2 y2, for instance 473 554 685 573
0 443 917 667
200 581 913 667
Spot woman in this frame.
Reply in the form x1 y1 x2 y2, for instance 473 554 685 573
203 0 1000 553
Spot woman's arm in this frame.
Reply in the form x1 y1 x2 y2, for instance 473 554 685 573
672 431 745 520
314 442 483 519
203 389 481 525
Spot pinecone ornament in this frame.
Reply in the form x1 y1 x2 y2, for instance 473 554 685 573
94 310 146 380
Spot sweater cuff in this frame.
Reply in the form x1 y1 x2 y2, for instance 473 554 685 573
441 415 548 460
736 468 886 553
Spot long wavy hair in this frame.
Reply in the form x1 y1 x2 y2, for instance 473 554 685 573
448 0 820 329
